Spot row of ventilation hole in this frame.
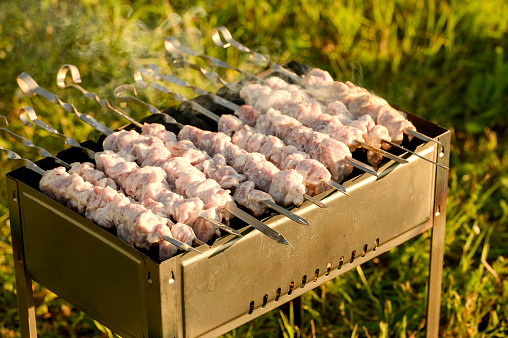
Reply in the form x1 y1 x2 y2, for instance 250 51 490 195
247 238 380 315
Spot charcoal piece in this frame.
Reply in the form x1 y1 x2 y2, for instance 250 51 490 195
163 103 217 132
191 95 236 117
283 61 312 77
216 86 246 106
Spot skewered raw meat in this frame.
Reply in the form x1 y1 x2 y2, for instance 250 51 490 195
39 166 199 260
219 116 332 195
178 125 306 207
229 106 354 182
299 69 417 144
95 150 221 242
68 162 118 190
240 82 391 167
103 126 278 218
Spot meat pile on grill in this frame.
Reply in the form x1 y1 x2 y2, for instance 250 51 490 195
35 65 420 261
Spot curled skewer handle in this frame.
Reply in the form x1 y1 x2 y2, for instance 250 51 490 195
57 64 143 129
19 106 95 159
212 26 302 84
17 72 114 136
0 115 9 127
113 84 183 128
0 128 71 169
0 145 46 175
164 36 262 82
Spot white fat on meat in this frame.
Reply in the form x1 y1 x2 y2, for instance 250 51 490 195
258 135 285 167
95 150 135 172
280 145 310 170
253 89 293 113
308 137 353 182
168 140 209 166
376 106 416 144
242 153 278 193
64 174 94 214
239 83 272 107
186 208 220 242
94 191 130 228
301 68 334 87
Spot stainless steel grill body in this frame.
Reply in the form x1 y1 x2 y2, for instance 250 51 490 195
8 112 450 338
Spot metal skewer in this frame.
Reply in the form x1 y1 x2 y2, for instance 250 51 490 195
211 26 303 84
0 145 46 175
19 106 96 159
0 146 201 254
135 64 239 112
164 37 263 83
17 72 114 136
0 127 71 169
170 58 241 92
225 202 289 245
357 141 408 164
403 129 442 146
382 139 448 170
135 66 374 185
134 68 329 209
56 64 144 129
345 157 378 177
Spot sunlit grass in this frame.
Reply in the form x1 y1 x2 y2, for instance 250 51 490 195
0 0 507 337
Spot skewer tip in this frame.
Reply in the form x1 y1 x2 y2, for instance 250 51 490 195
277 234 291 246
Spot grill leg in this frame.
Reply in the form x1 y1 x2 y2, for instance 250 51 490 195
426 133 449 338
9 182 38 338
12 243 37 337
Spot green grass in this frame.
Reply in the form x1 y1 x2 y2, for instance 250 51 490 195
1 0 507 337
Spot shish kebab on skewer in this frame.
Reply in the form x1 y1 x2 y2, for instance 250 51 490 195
132 66 350 195
18 72 292 245
168 33 444 168
210 26 438 145
162 42 405 169
133 67 377 183
17 74 280 245
112 85 325 210
15 81 242 245
0 130 201 257
134 65 402 185
14 108 208 251
2 150 201 259
56 64 310 225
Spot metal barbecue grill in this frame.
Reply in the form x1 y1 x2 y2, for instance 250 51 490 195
7 60 450 338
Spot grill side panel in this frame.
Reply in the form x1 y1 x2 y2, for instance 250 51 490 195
10 177 157 338
179 139 439 338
